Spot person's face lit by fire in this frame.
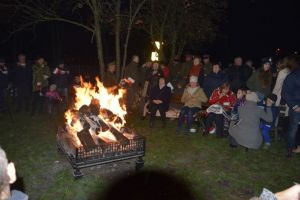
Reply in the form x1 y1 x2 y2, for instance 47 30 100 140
221 86 230 95
237 89 246 99
132 55 139 63
159 77 165 87
212 64 221 74
263 62 271 71
152 62 159 70
108 64 116 73
59 63 65 69
203 56 210 64
37 58 45 65
193 58 201 66
234 57 243 66
18 54 26 64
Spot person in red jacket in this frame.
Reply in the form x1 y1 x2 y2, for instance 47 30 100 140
204 82 236 137
189 57 202 77
160 62 170 80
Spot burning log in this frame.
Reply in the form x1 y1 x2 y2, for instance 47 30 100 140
77 129 97 151
78 105 130 146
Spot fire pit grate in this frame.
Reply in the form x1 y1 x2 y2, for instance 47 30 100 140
57 127 145 178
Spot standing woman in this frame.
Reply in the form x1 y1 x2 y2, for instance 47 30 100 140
30 56 51 116
272 59 292 106
247 58 273 98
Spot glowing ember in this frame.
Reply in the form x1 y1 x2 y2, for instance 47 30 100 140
65 77 129 145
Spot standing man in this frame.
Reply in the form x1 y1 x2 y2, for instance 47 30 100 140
226 56 252 93
52 60 70 106
202 54 213 76
124 55 139 113
14 53 32 112
282 56 300 157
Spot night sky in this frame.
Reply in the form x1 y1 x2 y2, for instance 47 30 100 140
0 0 300 66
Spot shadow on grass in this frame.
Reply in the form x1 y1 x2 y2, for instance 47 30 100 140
91 169 205 200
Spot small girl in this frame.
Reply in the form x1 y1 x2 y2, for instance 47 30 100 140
45 84 62 114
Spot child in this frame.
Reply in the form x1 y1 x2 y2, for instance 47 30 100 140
45 84 62 114
231 88 247 125
258 94 277 149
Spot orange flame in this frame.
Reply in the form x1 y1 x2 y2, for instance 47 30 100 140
65 77 127 145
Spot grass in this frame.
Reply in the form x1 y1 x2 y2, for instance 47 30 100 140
0 112 299 200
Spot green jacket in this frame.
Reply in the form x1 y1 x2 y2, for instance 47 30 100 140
246 70 272 97
32 63 51 91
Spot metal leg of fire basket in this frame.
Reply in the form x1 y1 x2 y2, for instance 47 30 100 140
135 157 144 171
73 168 83 178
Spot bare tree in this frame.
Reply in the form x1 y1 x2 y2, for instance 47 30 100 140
142 0 225 62
1 0 105 79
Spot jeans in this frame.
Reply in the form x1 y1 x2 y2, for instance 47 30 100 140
206 113 224 136
261 123 272 143
287 110 300 149
177 106 201 130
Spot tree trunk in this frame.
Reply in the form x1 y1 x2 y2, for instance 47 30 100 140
115 0 121 79
94 25 105 80
121 26 131 79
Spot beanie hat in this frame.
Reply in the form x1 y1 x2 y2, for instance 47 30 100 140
246 91 259 102
262 58 271 65
189 76 198 83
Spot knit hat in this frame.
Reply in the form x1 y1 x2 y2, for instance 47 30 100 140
246 91 259 102
261 58 271 65
266 94 277 103
189 76 198 83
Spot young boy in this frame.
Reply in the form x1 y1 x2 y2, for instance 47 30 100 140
258 94 277 149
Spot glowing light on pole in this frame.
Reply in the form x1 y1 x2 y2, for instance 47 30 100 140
151 41 161 61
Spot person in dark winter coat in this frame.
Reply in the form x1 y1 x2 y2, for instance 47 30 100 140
52 61 70 105
203 62 227 97
139 61 152 88
14 53 32 112
149 77 171 128
281 57 300 157
0 57 8 111
148 62 163 92
104 62 118 88
226 57 252 93
202 54 213 75
124 55 139 112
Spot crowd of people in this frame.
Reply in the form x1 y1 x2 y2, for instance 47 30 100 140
0 51 300 200
0 54 71 116
119 54 300 158
0 53 299 158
